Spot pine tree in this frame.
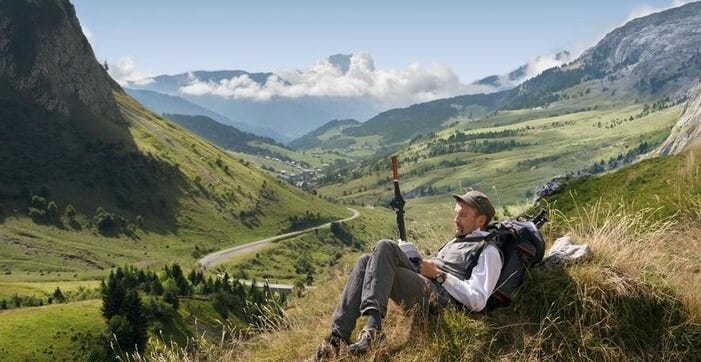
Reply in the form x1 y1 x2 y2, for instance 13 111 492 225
123 290 148 351
53 286 65 303
102 272 125 320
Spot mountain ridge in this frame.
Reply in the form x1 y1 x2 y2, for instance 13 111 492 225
659 80 701 155
125 88 289 142
288 119 361 150
0 0 346 266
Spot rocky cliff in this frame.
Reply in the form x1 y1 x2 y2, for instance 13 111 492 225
659 81 701 155
578 2 701 96
0 0 121 122
505 2 701 109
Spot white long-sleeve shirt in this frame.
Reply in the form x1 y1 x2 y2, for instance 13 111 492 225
434 230 503 311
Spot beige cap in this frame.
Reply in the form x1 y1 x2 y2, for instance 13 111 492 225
452 190 496 224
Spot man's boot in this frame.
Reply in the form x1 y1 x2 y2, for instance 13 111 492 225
347 326 381 355
313 333 344 361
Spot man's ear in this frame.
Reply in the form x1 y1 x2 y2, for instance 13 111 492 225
478 214 487 228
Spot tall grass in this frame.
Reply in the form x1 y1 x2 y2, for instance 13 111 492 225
138 150 701 361
139 201 700 361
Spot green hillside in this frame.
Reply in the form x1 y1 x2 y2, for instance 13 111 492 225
288 119 361 150
344 91 508 143
162 113 287 156
546 144 701 224
319 100 680 206
0 91 348 277
0 300 104 360
157 146 700 362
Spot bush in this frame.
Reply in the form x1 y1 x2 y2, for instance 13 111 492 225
53 287 65 303
94 207 115 233
64 204 76 219
46 201 59 220
94 207 132 235
28 195 48 219
27 207 46 218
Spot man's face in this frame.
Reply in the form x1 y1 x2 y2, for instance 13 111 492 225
453 202 486 235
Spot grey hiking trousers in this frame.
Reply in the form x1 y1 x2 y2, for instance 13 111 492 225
330 239 454 341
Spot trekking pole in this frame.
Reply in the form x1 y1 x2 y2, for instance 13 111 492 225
388 155 407 241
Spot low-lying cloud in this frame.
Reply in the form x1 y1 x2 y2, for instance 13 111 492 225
108 56 154 86
521 52 572 81
179 52 480 105
113 51 571 107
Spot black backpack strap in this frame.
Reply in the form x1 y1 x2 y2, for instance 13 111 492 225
434 232 495 255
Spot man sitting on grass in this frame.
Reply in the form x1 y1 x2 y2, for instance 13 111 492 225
314 190 503 359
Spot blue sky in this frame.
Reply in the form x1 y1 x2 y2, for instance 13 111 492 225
72 0 692 83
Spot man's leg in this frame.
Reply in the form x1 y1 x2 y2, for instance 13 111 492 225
347 240 447 355
390 267 453 313
359 239 425 318
329 253 371 342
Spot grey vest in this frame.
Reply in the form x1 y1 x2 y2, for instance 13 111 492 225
432 238 486 280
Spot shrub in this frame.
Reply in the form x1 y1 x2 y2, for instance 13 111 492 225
53 287 65 303
64 204 76 219
46 201 59 220
94 207 115 233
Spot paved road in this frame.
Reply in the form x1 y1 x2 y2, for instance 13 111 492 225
198 207 360 269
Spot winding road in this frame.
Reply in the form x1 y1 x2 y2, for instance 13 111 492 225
198 207 360 269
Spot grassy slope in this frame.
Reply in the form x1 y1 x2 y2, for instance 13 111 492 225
220 147 701 361
546 145 701 223
0 91 348 280
0 280 99 300
0 89 352 360
319 101 679 206
222 206 395 284
246 140 354 168
0 300 104 361
0 296 251 361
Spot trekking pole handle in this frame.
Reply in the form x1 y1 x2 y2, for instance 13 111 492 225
389 155 407 241
391 156 399 180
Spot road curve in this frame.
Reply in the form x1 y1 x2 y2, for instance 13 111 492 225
198 207 360 269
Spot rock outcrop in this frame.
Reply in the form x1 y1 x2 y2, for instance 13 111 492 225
659 81 701 155
505 2 701 109
0 0 122 123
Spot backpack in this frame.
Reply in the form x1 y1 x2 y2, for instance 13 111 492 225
484 216 546 310
450 209 547 310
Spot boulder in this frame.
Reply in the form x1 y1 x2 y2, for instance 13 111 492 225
542 235 591 267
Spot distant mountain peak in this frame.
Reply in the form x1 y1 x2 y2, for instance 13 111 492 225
473 50 572 90
327 54 353 74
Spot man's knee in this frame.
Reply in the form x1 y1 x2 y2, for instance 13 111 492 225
373 239 396 252
356 253 371 265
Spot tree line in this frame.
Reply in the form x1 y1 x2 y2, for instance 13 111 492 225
91 263 286 359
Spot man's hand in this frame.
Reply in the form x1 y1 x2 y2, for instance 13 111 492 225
419 259 441 279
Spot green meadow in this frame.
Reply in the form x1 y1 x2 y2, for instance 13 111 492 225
319 102 680 206
0 300 104 361
0 92 349 281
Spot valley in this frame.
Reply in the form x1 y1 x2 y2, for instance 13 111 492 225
1 0 700 360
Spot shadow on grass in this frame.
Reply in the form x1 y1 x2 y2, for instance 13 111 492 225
0 86 185 236
378 265 699 361
469 266 696 360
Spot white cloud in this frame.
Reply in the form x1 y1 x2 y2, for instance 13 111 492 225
108 56 154 86
178 52 490 107
520 52 572 82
